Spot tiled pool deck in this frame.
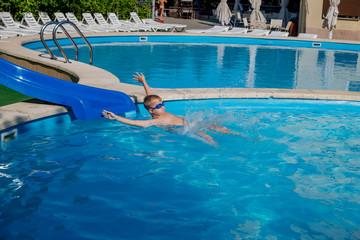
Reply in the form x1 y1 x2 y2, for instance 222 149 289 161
1 28 360 132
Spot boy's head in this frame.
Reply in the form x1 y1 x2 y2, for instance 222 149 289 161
144 95 164 112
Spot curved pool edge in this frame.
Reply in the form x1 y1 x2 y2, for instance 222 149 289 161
1 32 360 132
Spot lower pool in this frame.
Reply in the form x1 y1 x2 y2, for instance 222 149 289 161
1 99 360 239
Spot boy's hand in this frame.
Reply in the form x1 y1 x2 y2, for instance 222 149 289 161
102 110 116 120
133 72 146 84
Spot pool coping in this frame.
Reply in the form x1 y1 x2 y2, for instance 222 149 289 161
1 32 360 132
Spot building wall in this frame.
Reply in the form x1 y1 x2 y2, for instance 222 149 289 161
301 0 360 41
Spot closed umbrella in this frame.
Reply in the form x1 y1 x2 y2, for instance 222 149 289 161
215 0 232 25
278 0 290 28
322 0 341 39
249 0 266 29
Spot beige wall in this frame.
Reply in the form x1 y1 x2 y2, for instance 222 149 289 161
300 0 360 41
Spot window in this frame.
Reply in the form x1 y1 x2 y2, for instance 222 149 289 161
323 0 360 19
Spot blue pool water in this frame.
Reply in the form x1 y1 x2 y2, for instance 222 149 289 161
28 36 360 91
1 99 360 239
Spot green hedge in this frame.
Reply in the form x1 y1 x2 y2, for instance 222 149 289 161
0 0 152 21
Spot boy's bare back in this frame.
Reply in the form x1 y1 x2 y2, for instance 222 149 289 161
152 112 186 126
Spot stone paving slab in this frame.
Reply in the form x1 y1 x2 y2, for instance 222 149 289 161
0 101 68 131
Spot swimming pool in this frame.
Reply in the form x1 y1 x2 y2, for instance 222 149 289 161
3 35 358 239
1 99 360 239
25 36 360 91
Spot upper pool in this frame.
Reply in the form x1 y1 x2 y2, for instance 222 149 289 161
24 36 360 91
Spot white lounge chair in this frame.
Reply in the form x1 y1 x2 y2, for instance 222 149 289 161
142 18 187 32
298 33 318 39
107 13 150 32
241 18 269 36
94 13 131 32
268 21 291 37
0 12 38 36
21 12 53 34
120 19 154 32
65 12 98 32
0 29 17 38
129 12 170 32
219 27 248 34
185 26 229 33
269 31 289 37
244 29 270 36
82 13 117 32
267 19 283 31
53 12 78 33
38 12 52 25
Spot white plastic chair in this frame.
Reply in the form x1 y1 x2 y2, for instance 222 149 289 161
54 12 79 33
82 13 117 32
21 12 57 34
0 29 18 38
142 18 187 32
65 12 98 32
107 13 150 32
38 12 52 25
129 12 170 32
219 27 248 34
269 31 289 37
0 12 38 36
244 29 270 36
94 13 131 32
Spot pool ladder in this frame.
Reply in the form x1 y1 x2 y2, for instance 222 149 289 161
40 21 93 65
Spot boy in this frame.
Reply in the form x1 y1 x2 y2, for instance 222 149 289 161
102 72 238 143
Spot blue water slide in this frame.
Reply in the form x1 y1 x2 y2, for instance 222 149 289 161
0 58 136 120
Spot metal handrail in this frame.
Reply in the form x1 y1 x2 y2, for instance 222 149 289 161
40 21 58 59
39 20 93 65
53 21 93 65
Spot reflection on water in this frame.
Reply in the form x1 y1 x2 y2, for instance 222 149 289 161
42 43 360 91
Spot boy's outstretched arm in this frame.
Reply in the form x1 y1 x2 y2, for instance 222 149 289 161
133 72 154 96
102 110 155 128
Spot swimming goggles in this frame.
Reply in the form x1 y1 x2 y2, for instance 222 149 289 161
151 102 165 110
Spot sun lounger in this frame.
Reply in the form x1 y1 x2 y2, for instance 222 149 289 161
244 29 270 36
0 12 38 36
65 12 98 32
298 33 318 39
120 19 154 32
38 12 53 25
107 13 150 32
269 31 289 37
38 12 70 33
53 12 78 33
142 18 187 32
219 27 248 34
94 13 132 32
0 30 18 38
21 12 53 34
82 13 117 32
129 12 170 32
185 26 229 33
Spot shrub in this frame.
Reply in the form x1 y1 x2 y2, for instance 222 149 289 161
0 0 152 21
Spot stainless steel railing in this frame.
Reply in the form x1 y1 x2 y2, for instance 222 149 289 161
40 20 93 65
